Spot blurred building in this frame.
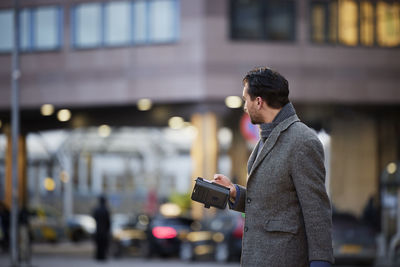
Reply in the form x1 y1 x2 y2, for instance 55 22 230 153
0 0 399 220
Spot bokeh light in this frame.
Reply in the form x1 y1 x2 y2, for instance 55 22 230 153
137 98 153 111
57 109 71 122
41 104 55 116
225 96 242 108
60 171 69 183
387 162 397 174
98 124 111 138
168 116 185 129
44 177 55 191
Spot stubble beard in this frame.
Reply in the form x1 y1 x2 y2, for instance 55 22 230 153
249 113 262 125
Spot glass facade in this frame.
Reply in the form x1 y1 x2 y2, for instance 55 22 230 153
0 0 179 52
311 0 400 47
1 0 398 52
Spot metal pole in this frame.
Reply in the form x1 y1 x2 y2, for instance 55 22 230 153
11 0 20 266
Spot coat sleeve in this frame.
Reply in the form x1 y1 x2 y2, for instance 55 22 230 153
229 184 247 213
291 137 334 263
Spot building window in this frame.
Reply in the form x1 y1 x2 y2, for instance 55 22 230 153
132 1 147 43
149 0 178 42
0 6 62 53
73 3 102 48
105 1 132 46
377 1 400 47
230 0 296 41
311 0 400 47
0 10 13 52
33 7 62 50
360 1 374 46
338 0 358 46
72 0 179 49
20 9 31 51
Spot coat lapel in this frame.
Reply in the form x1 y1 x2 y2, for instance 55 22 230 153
247 139 261 174
248 114 300 179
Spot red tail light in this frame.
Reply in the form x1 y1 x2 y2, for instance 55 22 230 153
232 218 244 239
152 226 177 239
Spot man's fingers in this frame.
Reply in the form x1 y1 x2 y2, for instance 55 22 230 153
213 174 222 179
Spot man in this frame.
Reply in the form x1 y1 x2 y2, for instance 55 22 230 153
92 195 111 261
213 67 334 267
0 201 10 252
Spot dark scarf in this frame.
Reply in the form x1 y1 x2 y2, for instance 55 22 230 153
259 102 296 141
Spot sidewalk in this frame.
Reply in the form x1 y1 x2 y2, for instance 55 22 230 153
0 241 239 267
0 255 238 267
32 240 94 256
0 241 396 267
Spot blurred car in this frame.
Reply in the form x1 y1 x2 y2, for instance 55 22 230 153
29 205 66 243
112 213 133 234
67 214 96 242
147 214 194 257
0 224 4 251
180 210 244 262
332 211 377 265
110 214 150 258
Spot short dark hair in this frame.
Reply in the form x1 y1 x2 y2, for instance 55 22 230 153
243 67 289 109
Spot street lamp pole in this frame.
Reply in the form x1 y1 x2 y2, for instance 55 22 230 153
10 0 20 266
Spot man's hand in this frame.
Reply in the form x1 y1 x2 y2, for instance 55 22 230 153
212 174 237 200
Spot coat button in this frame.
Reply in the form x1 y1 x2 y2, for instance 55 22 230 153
244 226 248 232
247 198 251 203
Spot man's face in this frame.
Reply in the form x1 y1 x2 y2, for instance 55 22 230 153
242 83 263 124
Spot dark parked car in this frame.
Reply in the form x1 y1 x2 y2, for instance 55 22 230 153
332 211 377 265
147 214 194 257
180 210 244 262
110 214 149 258
67 214 95 242
29 206 66 243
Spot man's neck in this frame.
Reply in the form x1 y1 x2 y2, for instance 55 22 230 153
262 108 282 123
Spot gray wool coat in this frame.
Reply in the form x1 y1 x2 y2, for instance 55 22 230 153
231 114 334 266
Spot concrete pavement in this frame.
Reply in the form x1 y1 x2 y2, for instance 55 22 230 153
0 241 395 267
0 241 239 267
0 255 239 267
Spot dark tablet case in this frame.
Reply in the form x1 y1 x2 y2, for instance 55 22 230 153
191 177 230 209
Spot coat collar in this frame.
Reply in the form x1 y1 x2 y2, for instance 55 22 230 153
247 114 300 178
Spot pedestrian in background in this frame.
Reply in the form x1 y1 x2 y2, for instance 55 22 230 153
92 195 111 261
213 67 334 267
0 201 10 253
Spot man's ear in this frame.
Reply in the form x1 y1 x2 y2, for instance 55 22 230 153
256 96 263 109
